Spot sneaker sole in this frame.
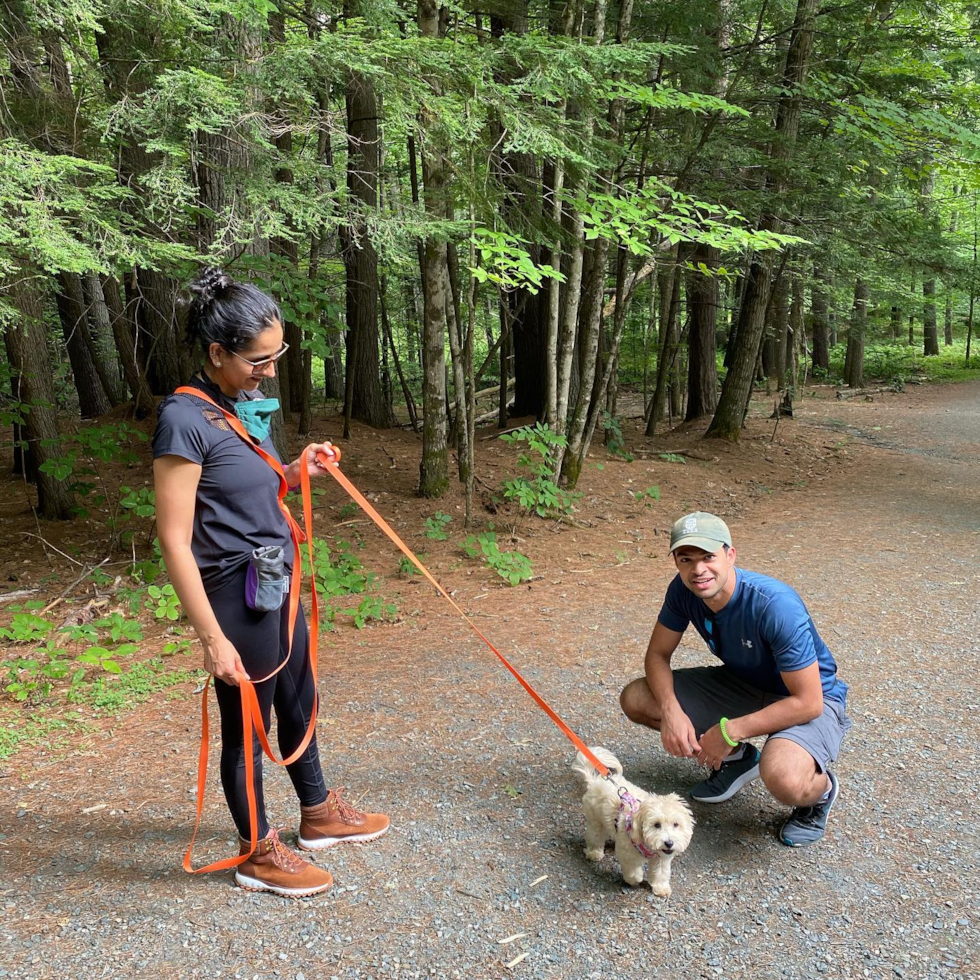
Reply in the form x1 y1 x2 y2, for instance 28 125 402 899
297 824 390 851
690 763 761 804
234 872 333 898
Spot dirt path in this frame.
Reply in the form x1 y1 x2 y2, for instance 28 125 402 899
1 382 977 980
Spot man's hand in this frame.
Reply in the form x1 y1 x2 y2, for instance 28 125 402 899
660 707 701 758
697 724 733 770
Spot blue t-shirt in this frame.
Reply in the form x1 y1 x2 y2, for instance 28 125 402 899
658 568 847 705
152 374 293 591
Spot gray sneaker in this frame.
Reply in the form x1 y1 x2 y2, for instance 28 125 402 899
780 770 839 847
689 743 761 803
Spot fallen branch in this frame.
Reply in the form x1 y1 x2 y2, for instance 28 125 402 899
835 386 899 400
0 589 38 604
41 557 111 615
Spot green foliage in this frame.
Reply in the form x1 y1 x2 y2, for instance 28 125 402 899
632 486 661 505
499 423 581 520
659 453 687 465
602 412 634 462
301 537 375 598
577 180 806 256
119 486 156 519
342 596 398 629
0 613 55 644
424 512 453 540
398 554 425 577
468 229 565 294
462 532 533 586
828 342 980 384
162 637 194 657
1 609 145 703
146 584 181 621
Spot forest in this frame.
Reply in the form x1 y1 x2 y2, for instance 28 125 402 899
3 0 979 522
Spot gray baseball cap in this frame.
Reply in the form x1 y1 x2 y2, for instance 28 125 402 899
669 512 732 553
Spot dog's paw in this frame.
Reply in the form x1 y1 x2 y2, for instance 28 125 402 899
584 847 604 862
622 870 645 887
650 883 672 898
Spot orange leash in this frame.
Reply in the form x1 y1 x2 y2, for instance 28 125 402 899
312 450 611 779
176 388 609 874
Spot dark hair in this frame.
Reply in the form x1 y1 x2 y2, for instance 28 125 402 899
184 267 282 353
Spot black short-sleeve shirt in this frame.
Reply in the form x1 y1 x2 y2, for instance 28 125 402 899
152 373 293 591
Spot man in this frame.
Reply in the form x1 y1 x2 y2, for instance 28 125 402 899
620 512 851 846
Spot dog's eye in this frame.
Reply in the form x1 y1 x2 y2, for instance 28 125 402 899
654 821 662 829
673 822 679 828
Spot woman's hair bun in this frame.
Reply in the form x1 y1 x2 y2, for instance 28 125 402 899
188 266 233 306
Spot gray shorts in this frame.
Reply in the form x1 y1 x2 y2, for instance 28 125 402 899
673 666 852 773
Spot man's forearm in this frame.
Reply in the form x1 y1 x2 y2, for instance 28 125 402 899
645 650 683 720
724 696 822 743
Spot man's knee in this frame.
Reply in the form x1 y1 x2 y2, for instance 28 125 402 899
620 678 661 727
760 741 820 805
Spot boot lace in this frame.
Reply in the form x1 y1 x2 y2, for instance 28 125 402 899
328 787 363 824
266 828 306 873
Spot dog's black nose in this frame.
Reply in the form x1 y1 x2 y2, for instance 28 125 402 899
663 840 674 851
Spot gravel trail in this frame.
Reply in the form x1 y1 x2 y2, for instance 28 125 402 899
1 382 977 980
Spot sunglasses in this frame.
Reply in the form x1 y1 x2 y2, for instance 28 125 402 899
228 342 290 371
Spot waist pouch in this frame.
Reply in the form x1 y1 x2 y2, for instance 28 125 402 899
245 545 288 612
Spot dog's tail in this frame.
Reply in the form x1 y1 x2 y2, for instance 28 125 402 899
572 746 623 786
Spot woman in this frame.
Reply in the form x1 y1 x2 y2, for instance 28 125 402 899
153 267 389 897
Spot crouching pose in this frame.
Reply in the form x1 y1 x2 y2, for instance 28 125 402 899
620 513 851 847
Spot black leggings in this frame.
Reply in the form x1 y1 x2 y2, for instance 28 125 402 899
208 565 327 839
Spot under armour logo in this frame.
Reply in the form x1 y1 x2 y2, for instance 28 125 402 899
742 639 753 649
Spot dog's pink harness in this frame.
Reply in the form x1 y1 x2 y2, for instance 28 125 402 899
617 787 658 860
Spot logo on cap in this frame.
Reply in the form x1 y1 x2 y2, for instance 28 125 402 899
683 517 697 533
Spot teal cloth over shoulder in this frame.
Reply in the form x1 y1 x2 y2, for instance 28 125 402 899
235 398 280 442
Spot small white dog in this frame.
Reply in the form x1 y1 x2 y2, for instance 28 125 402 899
572 746 694 896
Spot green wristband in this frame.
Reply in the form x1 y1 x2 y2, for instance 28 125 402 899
719 717 739 748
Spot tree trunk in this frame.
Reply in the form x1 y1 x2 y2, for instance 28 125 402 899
542 148 565 426
101 274 156 417
789 273 804 391
706 0 819 441
417 0 449 497
685 244 720 420
846 277 868 388
810 265 829 372
923 278 939 355
6 274 74 518
268 12 305 416
82 273 126 405
890 305 902 341
96 22 183 395
343 40 389 427
56 272 112 418
773 269 790 389
646 255 681 435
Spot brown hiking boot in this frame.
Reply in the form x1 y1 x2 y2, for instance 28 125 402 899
298 787 391 851
234 828 333 898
